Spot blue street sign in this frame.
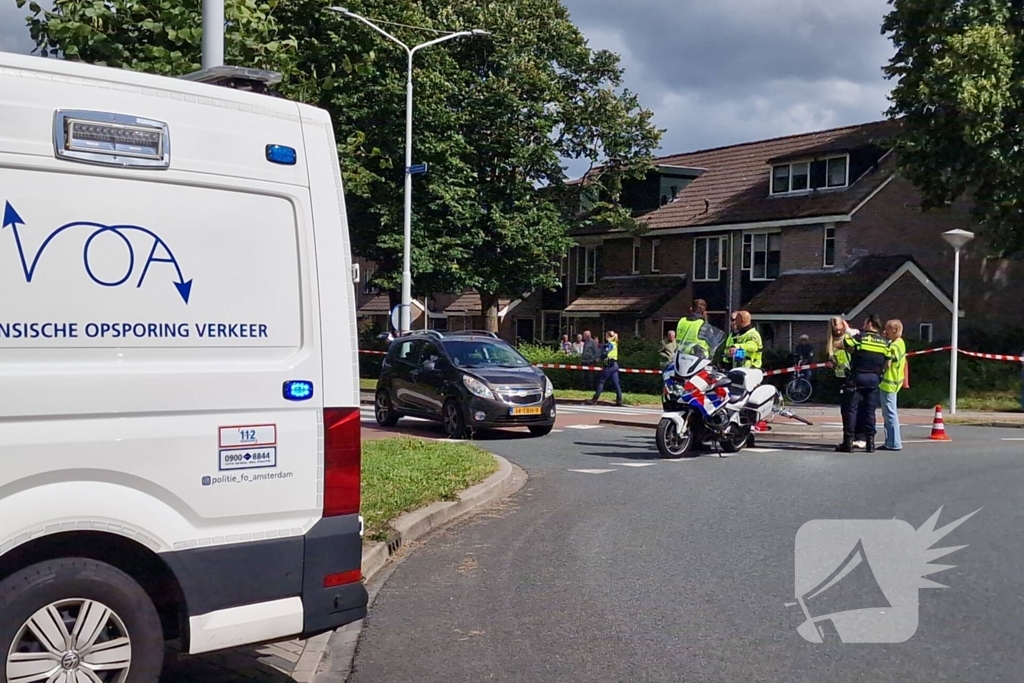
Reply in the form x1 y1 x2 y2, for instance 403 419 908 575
407 163 428 175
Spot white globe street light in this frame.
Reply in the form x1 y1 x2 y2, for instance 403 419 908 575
942 228 975 414
328 7 489 334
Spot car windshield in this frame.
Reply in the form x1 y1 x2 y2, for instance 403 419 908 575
443 339 531 369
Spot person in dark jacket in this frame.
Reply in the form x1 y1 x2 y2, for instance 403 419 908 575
580 330 600 391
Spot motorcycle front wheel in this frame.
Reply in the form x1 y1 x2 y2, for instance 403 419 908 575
656 416 696 458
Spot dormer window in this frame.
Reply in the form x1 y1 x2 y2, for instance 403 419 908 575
771 155 849 195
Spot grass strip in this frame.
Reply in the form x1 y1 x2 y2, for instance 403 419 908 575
361 437 498 541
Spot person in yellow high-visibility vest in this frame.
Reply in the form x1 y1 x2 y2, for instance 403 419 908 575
675 299 711 357
725 310 763 369
879 319 907 451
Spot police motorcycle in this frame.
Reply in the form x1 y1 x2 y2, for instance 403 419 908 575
656 326 780 458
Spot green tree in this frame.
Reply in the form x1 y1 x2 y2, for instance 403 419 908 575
16 0 661 330
883 0 1024 253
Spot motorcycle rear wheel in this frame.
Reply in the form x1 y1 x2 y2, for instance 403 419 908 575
656 416 696 458
720 423 752 453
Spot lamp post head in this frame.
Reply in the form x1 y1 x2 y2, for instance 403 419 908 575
942 229 975 251
470 29 490 36
327 7 352 16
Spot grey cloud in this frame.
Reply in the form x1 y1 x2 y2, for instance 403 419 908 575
0 3 37 54
562 0 895 171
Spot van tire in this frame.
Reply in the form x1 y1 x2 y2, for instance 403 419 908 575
375 390 400 427
0 557 164 683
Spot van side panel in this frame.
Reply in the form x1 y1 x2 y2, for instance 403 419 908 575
0 56 350 651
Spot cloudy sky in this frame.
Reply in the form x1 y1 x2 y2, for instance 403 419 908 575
2 0 896 161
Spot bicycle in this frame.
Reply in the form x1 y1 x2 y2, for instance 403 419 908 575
784 361 814 404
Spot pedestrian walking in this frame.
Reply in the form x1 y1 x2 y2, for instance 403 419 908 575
560 334 573 354
586 331 623 406
879 319 907 451
580 330 600 391
836 315 889 453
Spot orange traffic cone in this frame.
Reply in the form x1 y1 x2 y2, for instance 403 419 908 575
929 405 952 441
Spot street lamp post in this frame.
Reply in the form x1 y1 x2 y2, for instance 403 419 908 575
328 7 487 333
942 229 975 415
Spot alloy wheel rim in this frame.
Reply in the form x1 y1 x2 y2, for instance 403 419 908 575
8 598 132 683
666 422 690 455
444 405 459 436
375 394 389 421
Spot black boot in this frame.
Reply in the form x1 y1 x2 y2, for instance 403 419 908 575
866 436 875 453
835 436 854 453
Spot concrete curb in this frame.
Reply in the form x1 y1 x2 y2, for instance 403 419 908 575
305 452 519 682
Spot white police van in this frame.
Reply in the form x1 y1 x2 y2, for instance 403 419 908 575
0 52 367 681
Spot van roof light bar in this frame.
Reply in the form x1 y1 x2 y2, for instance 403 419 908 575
179 65 283 95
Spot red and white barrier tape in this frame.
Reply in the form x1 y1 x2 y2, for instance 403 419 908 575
958 349 1024 362
357 344 1024 375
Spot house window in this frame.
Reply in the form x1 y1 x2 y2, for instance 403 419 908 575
693 236 728 282
823 225 836 267
772 165 789 194
791 162 809 192
542 312 562 343
361 268 378 295
828 157 848 187
742 232 781 281
771 155 850 195
632 239 641 274
919 323 933 343
634 319 642 338
576 246 597 285
651 239 661 273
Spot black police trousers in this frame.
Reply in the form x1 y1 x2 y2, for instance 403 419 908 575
840 373 881 439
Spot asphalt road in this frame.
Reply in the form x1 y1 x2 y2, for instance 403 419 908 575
347 424 1024 682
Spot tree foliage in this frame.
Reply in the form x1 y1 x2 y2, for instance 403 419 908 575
15 0 662 329
883 0 1024 253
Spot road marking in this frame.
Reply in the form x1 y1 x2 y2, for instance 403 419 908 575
663 458 698 462
567 469 616 475
565 424 603 430
551 429 564 433
745 447 780 453
1002 438 1024 441
610 463 657 468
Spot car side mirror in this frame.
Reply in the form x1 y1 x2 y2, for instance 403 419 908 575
422 360 436 372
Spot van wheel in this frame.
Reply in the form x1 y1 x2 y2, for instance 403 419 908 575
375 390 400 427
0 558 163 683
529 425 554 437
442 400 469 439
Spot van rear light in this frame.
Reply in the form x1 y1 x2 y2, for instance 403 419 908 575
323 407 360 517
324 569 362 588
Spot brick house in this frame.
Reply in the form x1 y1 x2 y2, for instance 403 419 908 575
560 120 1020 355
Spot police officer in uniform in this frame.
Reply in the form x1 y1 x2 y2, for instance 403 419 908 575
725 310 763 369
836 315 890 453
675 299 712 356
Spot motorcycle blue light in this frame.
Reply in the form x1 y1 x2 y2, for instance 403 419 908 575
283 380 314 401
266 144 297 165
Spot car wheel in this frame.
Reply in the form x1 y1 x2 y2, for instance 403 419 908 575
375 390 400 427
528 425 554 437
0 557 164 683
442 399 469 439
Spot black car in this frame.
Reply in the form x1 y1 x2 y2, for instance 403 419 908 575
373 331 556 438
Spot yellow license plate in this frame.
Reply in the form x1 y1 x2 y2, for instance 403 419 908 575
511 406 542 416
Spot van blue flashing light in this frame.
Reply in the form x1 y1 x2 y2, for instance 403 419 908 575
283 380 314 401
266 144 297 165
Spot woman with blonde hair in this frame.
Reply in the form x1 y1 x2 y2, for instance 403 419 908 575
586 331 623 406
